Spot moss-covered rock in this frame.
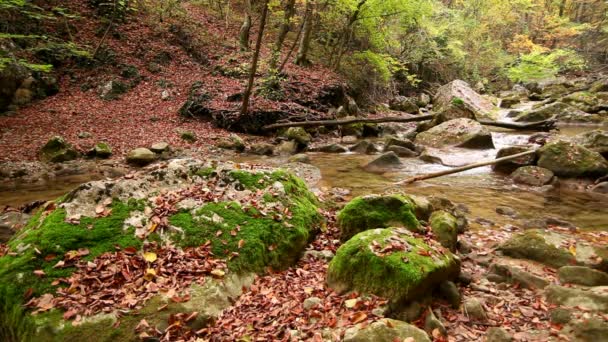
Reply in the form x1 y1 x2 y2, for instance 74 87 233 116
572 129 608 151
125 147 156 166
429 210 458 251
510 166 554 186
515 102 600 123
180 131 197 143
537 141 608 177
337 195 421 241
343 318 431 342
91 142 112 158
362 152 403 173
39 136 79 163
216 134 245 152
433 80 498 121
562 91 601 113
492 146 536 173
415 118 494 149
327 228 460 306
283 127 312 146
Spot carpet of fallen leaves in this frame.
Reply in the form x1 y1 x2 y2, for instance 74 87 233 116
0 0 343 162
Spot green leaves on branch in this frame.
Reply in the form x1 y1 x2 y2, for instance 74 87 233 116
507 49 586 83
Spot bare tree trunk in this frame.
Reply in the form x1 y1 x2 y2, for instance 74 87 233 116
241 0 269 115
295 0 314 66
278 18 305 73
239 0 252 51
559 0 567 16
269 0 296 71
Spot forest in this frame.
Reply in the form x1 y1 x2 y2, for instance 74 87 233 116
0 0 607 341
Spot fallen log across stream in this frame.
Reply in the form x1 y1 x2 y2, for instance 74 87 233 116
261 115 557 132
395 150 538 185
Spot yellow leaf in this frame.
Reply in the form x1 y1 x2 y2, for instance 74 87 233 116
210 269 225 278
143 252 157 263
144 268 156 281
569 245 576 257
148 222 158 233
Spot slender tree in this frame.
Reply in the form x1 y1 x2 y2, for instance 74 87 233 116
241 0 270 115
238 0 253 51
269 0 296 71
295 0 314 66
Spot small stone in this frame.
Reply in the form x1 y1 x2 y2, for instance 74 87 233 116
385 145 417 157
464 298 487 321
495 206 517 217
342 135 358 144
439 281 461 308
591 182 608 194
486 327 512 342
150 142 169 153
161 89 170 100
92 142 112 158
362 152 402 173
78 132 92 139
316 144 348 153
250 142 274 156
126 148 156 166
303 297 322 310
288 153 310 163
558 266 608 286
344 298 358 309
276 140 298 155
272 181 285 195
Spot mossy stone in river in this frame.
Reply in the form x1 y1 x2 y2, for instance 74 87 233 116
283 127 312 146
511 166 554 186
40 136 79 163
327 228 460 306
537 141 608 177
337 195 421 241
429 210 458 251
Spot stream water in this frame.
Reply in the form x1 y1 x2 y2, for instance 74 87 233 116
1 125 606 231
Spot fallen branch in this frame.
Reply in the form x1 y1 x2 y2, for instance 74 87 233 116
262 114 435 131
262 115 556 132
396 150 538 185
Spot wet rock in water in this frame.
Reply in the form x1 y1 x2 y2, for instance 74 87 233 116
433 80 499 121
0 211 30 243
327 227 460 306
544 285 608 312
537 141 608 177
363 152 403 173
558 266 608 286
495 206 518 217
40 136 79 163
492 146 536 173
464 298 487 321
572 129 608 156
591 182 608 194
500 96 520 109
150 142 169 153
315 144 348 153
486 327 513 342
415 118 494 149
429 210 458 251
342 135 358 144
126 147 156 166
91 142 112 159
487 263 549 289
337 194 422 241
217 134 245 152
389 96 420 113
511 166 554 187
385 136 416 151
561 91 604 113
249 142 274 156
498 229 608 271
386 145 417 157
350 140 380 154
424 309 447 337
288 153 310 163
419 149 444 164
276 140 298 155
283 127 312 146
343 318 431 342
439 281 461 308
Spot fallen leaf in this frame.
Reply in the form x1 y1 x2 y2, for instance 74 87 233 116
143 252 157 263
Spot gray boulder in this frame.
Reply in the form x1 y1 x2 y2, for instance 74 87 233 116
511 166 554 187
492 146 536 173
126 148 156 166
545 285 608 312
40 136 79 163
350 140 380 154
433 80 499 121
386 145 417 157
343 319 431 342
389 96 420 114
415 118 494 149
363 152 402 173
558 266 608 286
537 141 608 177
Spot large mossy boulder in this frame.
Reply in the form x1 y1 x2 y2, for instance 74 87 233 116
562 91 603 113
343 318 431 342
515 102 600 123
337 195 421 241
327 228 460 306
429 210 458 251
537 141 608 177
39 136 79 163
0 159 322 341
433 80 499 121
498 229 608 271
415 118 494 149
572 129 608 155
389 96 420 114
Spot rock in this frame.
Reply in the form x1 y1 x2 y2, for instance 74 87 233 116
78 131 92 139
537 141 608 177
39 136 79 163
429 210 458 251
590 78 608 93
249 143 274 156
342 135 358 144
419 149 444 164
316 144 348 153
344 298 358 309
276 140 298 155
350 140 380 154
545 285 608 312
591 182 608 194
363 152 403 173
572 129 608 152
558 266 608 286
99 79 129 100
126 148 156 166
439 281 461 308
389 96 420 113
150 142 170 153
495 206 517 217
566 318 608 341
288 153 310 163
0 211 30 243
433 80 499 121
515 102 599 123
511 166 555 187
486 327 513 342
549 308 573 324
498 229 608 271
424 309 447 337
161 89 170 101
337 194 422 241
492 146 536 173
386 145 417 157
284 127 312 146
487 263 549 289
427 197 468 234
328 227 460 306
92 142 112 159
217 134 245 152
303 297 322 310
463 298 487 321
417 93 431 107
336 105 348 118
415 118 494 149
345 96 361 116
180 131 197 143
343 318 431 342
562 91 602 113
500 96 520 109
385 137 416 151
304 249 334 261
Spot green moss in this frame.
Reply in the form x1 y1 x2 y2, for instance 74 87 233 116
429 210 458 251
498 230 575 268
0 284 36 342
327 228 459 305
180 131 197 142
451 97 465 107
337 195 421 241
195 167 216 178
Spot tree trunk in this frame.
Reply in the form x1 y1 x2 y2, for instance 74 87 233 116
269 0 296 71
241 0 269 115
559 0 567 17
295 0 314 66
238 0 252 51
